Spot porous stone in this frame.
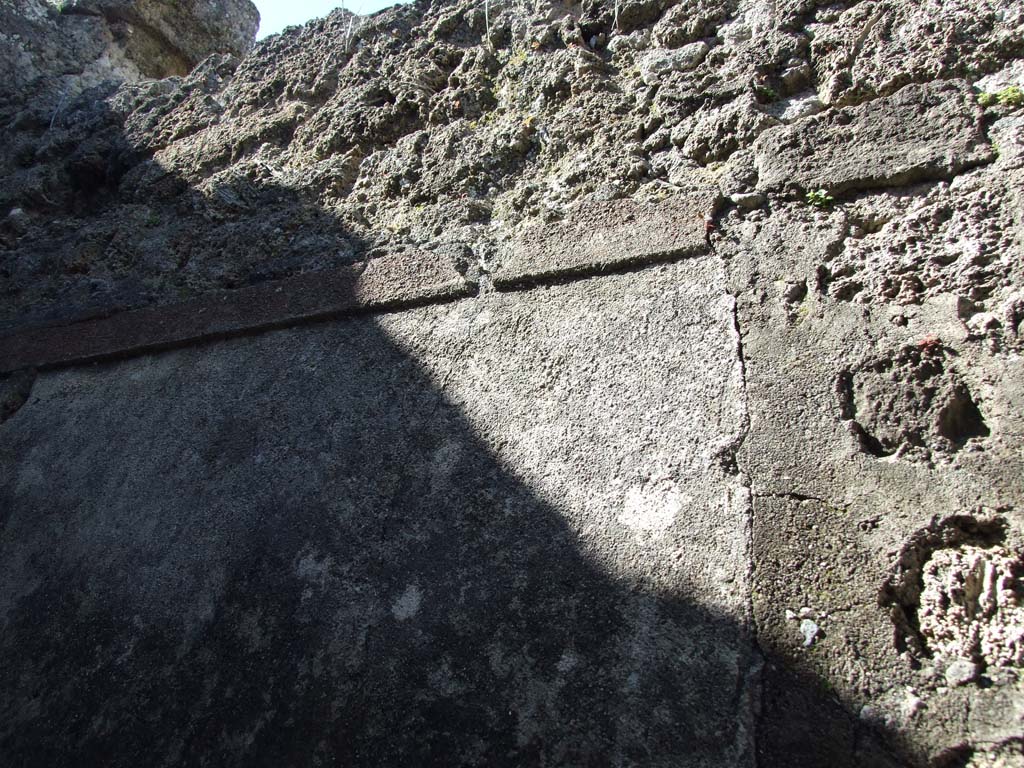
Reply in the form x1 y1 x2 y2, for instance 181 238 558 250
808 0 1024 105
638 43 710 85
921 546 1024 670
492 195 716 288
767 92 825 124
754 81 993 195
58 0 259 75
944 659 981 687
0 0 258 100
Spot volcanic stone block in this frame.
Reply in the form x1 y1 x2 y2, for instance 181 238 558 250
492 196 717 289
754 81 992 195
0 251 470 373
61 0 259 75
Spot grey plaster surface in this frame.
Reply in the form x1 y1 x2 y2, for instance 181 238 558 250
0 259 756 767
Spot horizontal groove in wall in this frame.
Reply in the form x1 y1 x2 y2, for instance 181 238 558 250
0 195 717 374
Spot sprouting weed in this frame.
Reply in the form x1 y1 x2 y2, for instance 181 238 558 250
978 86 1024 108
805 189 834 208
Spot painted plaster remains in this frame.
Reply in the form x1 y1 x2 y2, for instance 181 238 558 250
1 0 1023 766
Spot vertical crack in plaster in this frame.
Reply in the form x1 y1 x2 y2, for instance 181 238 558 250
715 237 762 767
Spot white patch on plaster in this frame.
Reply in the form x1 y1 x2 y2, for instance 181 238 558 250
430 439 462 490
294 548 332 588
556 650 578 674
392 584 422 621
624 671 641 692
617 479 687 534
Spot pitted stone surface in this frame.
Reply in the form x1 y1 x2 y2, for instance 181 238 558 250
721 195 1024 767
0 0 257 97
754 81 993 195
58 0 259 75
919 544 1024 670
493 196 716 289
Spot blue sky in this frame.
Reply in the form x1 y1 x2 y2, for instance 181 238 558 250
254 0 405 38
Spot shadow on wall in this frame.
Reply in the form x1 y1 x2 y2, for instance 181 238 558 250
0 91 913 768
0 59 370 332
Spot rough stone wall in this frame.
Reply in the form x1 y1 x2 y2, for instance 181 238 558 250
1 0 1023 766
0 0 258 105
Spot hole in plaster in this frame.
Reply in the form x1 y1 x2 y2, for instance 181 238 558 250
836 345 989 461
880 514 1023 677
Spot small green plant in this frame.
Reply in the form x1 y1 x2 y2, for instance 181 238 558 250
467 108 499 131
508 48 528 68
805 189 834 208
753 84 778 103
978 85 1024 108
